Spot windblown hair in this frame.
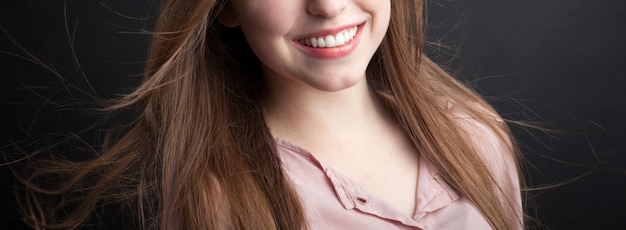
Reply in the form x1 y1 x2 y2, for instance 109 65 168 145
16 0 523 229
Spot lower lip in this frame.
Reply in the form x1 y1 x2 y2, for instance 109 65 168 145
294 24 363 59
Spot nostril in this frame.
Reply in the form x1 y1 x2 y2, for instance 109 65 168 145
306 0 347 18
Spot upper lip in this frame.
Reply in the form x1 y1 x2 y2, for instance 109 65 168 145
294 22 363 40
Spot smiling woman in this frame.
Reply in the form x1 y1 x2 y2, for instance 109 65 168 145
219 0 390 91
5 0 526 229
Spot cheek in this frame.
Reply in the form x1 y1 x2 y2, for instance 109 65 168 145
233 2 300 68
363 0 391 24
377 1 391 20
234 2 299 38
237 15 290 68
365 0 391 11
372 1 391 42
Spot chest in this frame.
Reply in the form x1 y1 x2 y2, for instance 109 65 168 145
277 138 494 229
309 141 420 217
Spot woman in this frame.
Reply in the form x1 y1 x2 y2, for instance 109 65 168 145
16 0 524 229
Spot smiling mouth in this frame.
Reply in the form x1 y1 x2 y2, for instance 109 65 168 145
297 26 358 48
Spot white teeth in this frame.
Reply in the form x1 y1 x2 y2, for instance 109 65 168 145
318 38 326 48
325 35 336 47
335 33 345 46
299 26 358 48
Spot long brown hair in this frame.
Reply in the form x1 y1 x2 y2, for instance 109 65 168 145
16 0 523 229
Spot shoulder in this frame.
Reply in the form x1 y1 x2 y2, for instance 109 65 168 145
447 100 514 163
447 100 524 228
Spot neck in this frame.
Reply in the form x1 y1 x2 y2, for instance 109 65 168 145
263 75 396 153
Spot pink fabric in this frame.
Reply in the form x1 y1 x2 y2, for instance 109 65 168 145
276 117 522 230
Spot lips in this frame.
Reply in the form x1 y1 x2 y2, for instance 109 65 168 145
297 26 358 48
294 23 363 59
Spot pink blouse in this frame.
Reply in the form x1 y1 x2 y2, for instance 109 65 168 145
276 116 523 229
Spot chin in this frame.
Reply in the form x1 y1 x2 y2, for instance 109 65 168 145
308 75 366 92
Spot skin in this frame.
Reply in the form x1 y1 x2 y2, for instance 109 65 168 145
220 0 389 91
219 0 420 216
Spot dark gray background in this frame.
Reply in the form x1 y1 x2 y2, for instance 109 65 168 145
1 0 625 229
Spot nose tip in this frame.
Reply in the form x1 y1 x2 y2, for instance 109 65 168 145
307 0 347 18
